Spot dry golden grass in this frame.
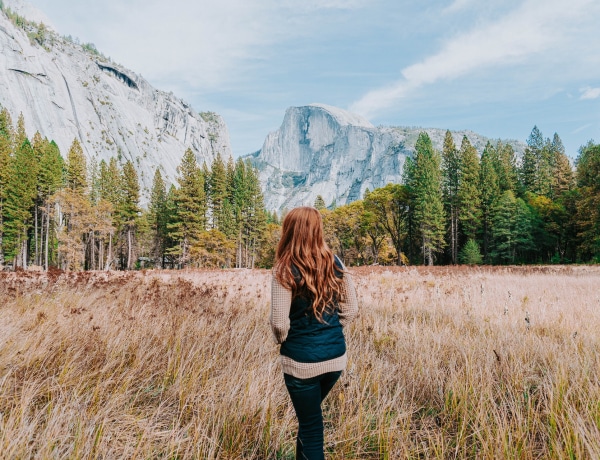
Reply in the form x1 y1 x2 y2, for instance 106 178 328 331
1 265 599 459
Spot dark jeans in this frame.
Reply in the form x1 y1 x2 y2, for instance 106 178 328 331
284 371 342 460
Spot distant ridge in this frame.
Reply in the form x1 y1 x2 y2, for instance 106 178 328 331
247 104 525 212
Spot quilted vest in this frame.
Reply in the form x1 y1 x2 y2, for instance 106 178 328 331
279 256 346 364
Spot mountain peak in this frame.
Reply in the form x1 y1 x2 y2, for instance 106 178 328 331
306 103 374 129
2 0 55 29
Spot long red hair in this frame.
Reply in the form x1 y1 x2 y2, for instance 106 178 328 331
274 206 345 321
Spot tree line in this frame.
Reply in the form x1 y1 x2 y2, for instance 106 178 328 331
0 108 270 271
318 129 600 265
2 106 599 271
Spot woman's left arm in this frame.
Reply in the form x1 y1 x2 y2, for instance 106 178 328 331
270 274 292 344
338 272 358 327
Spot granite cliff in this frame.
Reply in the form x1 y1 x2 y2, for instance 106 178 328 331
0 1 231 196
247 104 525 212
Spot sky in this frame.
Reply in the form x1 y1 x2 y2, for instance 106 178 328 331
22 0 600 159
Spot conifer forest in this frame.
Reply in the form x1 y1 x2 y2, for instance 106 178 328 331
1 106 599 271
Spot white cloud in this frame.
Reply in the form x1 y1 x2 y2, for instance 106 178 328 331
580 87 600 100
572 123 593 134
350 0 597 118
442 0 475 14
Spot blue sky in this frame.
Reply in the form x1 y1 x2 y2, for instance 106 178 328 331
22 0 600 159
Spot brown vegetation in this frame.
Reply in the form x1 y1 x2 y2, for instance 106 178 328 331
1 265 599 458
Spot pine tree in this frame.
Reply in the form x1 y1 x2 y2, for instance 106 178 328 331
148 168 167 267
163 184 178 268
314 195 326 210
208 152 228 231
574 142 600 261
36 137 63 269
520 126 543 194
411 132 446 265
490 191 535 264
98 158 121 269
550 133 574 198
479 142 500 262
4 137 37 267
66 138 87 194
457 136 481 243
168 148 206 267
0 108 14 266
441 130 460 263
495 141 518 193
459 239 483 265
120 160 140 269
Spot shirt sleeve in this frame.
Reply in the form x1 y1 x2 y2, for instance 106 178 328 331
270 273 292 344
338 271 359 328
333 256 358 327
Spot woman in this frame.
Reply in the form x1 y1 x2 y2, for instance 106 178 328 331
270 206 358 459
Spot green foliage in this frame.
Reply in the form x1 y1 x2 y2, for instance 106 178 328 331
409 133 446 265
574 142 600 260
457 136 481 242
314 195 326 210
442 130 460 263
66 138 87 194
149 168 167 266
0 107 597 269
490 191 535 264
459 239 483 265
363 184 410 265
3 137 37 263
167 148 206 266
479 143 500 262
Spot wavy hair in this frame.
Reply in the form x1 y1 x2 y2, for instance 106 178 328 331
274 206 345 321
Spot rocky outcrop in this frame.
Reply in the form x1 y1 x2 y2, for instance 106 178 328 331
247 104 525 212
0 5 231 196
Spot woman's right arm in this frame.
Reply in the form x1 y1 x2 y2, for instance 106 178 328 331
270 274 292 344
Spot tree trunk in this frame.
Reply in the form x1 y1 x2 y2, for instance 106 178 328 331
105 232 113 271
127 227 133 270
44 202 51 270
34 204 39 266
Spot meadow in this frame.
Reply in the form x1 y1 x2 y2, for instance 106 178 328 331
0 265 599 459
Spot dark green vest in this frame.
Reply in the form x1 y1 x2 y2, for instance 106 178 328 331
280 256 346 364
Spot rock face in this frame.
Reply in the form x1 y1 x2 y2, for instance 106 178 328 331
0 4 231 197
247 104 525 212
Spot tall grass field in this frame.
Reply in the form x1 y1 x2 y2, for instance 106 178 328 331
1 265 599 459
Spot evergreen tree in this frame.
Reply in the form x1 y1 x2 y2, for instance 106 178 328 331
410 132 446 265
148 168 167 267
457 136 481 243
4 137 37 267
479 142 500 262
168 148 206 267
574 142 600 261
66 138 87 194
163 184 178 268
98 158 121 269
520 126 554 197
0 108 14 266
441 130 460 263
36 137 63 268
208 152 229 231
490 191 535 264
495 141 519 193
314 195 326 210
550 133 574 198
459 239 483 265
120 160 140 269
